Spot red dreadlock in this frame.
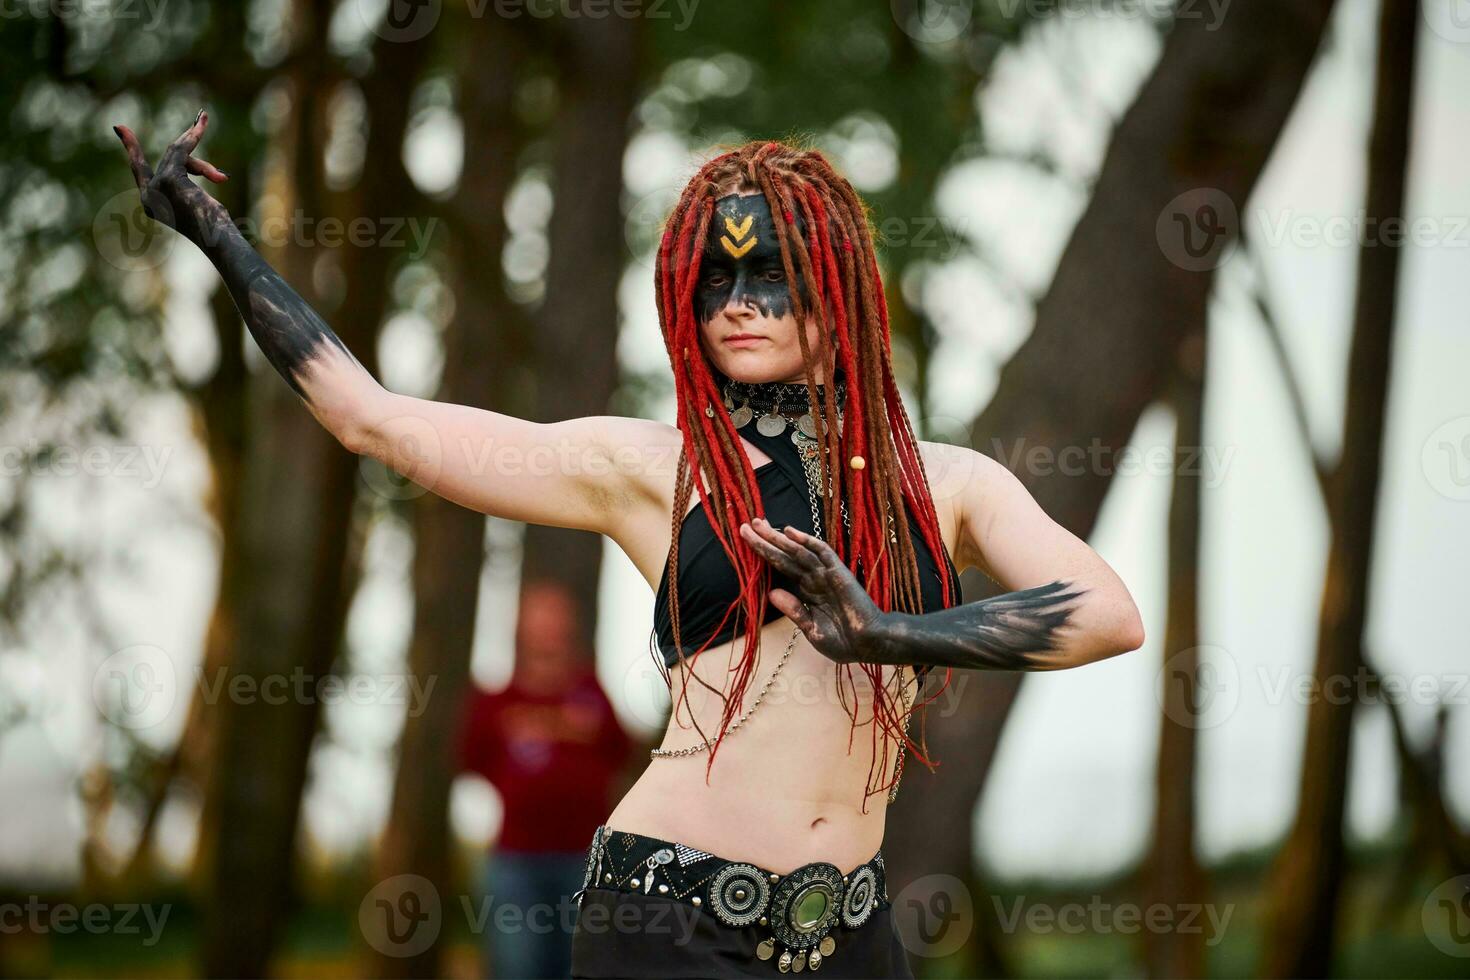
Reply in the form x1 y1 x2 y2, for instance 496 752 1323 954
653 139 959 808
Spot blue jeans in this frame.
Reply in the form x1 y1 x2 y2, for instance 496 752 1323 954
482 849 589 979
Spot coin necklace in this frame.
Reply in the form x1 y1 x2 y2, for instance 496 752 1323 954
653 382 915 803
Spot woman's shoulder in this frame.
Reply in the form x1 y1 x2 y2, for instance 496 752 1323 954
592 415 684 489
914 439 1004 498
597 414 682 448
914 440 1011 570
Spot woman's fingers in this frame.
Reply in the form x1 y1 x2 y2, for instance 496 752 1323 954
175 108 208 153
113 125 153 192
114 112 225 190
749 518 823 572
739 522 805 578
768 588 816 634
187 156 229 183
780 524 843 569
159 108 209 176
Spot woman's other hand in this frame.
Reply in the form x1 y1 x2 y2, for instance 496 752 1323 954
738 517 886 665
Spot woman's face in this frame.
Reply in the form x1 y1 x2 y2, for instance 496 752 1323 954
694 192 825 385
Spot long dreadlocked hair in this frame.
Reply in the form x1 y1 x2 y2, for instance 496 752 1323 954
654 139 960 808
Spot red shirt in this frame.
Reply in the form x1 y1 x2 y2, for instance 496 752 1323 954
458 670 631 853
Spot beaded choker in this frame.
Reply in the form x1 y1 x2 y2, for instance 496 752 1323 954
718 376 848 440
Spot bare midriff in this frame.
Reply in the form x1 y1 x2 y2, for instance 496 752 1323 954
604 613 916 876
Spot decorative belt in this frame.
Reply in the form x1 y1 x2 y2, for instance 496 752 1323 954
573 824 890 973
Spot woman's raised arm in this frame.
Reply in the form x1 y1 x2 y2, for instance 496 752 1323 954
115 109 671 536
115 110 375 437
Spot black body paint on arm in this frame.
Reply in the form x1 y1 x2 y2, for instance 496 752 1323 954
191 213 359 401
115 110 360 403
862 580 1086 671
739 517 1088 671
695 192 811 324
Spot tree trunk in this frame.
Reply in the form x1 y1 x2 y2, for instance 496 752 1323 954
115 1 258 884
1260 0 1420 973
519 7 644 660
1143 329 1208 978
123 159 252 887
198 2 427 972
884 0 1339 970
366 17 529 978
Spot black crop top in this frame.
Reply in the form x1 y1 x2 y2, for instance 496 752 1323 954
652 422 961 671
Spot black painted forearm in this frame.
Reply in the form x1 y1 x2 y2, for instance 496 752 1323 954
163 178 359 403
116 112 360 405
862 581 1087 671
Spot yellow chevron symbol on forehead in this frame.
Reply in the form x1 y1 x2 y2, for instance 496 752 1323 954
720 214 756 258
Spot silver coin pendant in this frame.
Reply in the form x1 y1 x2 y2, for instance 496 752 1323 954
757 413 787 437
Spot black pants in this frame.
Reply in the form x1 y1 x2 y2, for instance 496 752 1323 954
570 826 914 979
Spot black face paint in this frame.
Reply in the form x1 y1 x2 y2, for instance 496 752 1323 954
696 192 810 325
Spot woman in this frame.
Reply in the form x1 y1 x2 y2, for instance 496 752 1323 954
115 113 1144 978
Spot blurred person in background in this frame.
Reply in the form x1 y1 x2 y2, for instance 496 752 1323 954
459 580 634 980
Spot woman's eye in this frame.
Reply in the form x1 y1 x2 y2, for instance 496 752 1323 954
760 269 785 282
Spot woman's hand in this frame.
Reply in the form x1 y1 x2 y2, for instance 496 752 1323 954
738 517 886 665
110 107 365 412
741 502 1113 674
114 109 229 239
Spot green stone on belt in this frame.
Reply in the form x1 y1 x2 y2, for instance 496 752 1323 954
793 886 832 930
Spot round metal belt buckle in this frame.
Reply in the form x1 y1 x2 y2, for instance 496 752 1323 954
704 856 881 972
764 861 849 972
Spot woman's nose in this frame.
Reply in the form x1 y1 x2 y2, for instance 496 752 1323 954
720 294 758 320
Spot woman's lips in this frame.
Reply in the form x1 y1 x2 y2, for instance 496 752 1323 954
723 334 765 348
